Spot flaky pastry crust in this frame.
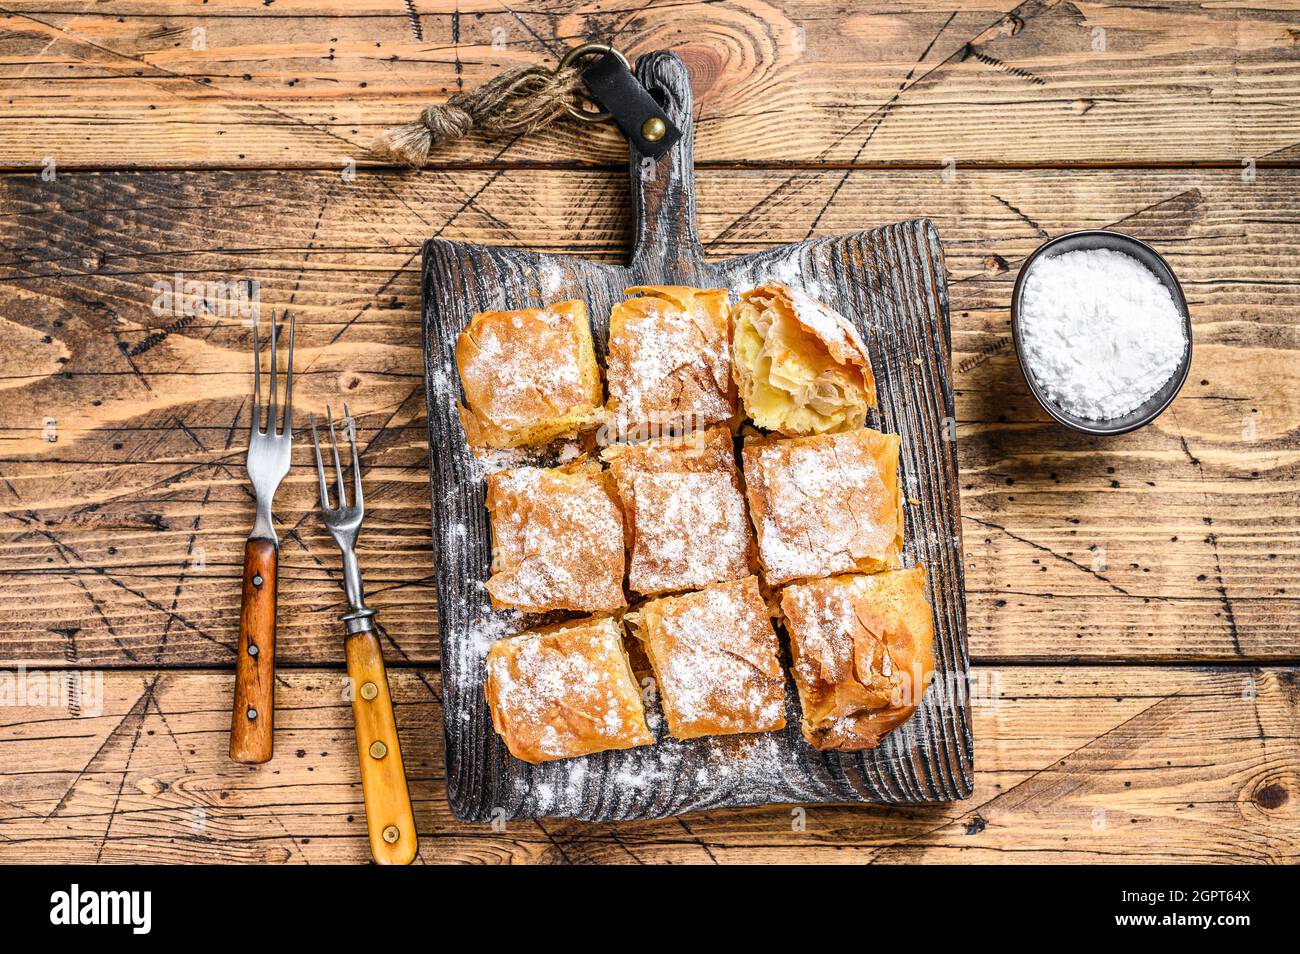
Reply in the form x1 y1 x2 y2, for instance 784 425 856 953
456 300 603 450
485 458 626 613
780 566 934 751
602 425 755 597
485 616 654 763
628 576 785 740
732 281 877 435
742 427 902 586
605 286 737 439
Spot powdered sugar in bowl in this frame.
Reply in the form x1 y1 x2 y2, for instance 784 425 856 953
1011 230 1192 436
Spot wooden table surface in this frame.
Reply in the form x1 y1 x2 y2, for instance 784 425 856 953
0 0 1296 864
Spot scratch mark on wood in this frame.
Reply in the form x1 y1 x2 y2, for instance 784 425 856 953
965 514 1159 602
963 48 1047 86
990 193 1049 238
47 676 156 819
405 0 425 43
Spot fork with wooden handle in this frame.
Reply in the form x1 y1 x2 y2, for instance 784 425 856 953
230 311 294 764
311 405 418 865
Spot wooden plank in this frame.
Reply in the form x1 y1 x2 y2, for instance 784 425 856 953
0 666 1293 863
1 0 1299 168
0 167 1296 666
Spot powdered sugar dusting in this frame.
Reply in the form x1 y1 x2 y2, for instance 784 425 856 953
746 430 900 585
628 470 750 594
634 578 785 738
604 427 754 596
457 302 599 445
782 284 869 363
606 289 735 432
485 464 625 612
485 619 653 763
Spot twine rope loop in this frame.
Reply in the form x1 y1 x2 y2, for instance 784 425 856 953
374 46 624 167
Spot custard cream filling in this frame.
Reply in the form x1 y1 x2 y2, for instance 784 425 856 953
734 301 869 434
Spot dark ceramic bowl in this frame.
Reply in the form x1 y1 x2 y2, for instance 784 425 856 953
1010 229 1192 436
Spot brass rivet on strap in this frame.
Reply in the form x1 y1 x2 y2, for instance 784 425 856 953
369 740 388 759
641 117 666 142
382 825 400 844
360 681 378 700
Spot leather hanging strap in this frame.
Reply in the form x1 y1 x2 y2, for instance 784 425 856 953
579 52 682 159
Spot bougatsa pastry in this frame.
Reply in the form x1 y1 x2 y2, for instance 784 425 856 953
601 425 755 597
780 566 935 751
628 576 785 740
485 459 626 613
732 281 877 435
605 286 737 440
484 616 654 763
742 427 903 586
455 300 604 449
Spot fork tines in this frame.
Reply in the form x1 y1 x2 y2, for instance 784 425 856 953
251 310 296 436
311 404 363 514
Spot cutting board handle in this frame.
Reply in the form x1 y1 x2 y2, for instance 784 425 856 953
629 52 704 279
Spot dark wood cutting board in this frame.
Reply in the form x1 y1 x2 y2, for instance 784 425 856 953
422 51 973 822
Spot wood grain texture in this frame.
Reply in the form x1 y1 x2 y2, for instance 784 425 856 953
423 51 970 820
229 536 276 763
0 666 1293 864
1 0 1299 169
1 166 1294 667
0 0 1295 864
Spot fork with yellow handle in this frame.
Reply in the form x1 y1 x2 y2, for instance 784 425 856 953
310 404 417 865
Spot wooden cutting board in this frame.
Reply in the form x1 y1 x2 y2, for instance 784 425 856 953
422 51 972 822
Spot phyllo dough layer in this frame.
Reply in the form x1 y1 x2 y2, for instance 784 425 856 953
605 286 737 439
628 576 785 740
485 616 654 763
485 459 626 614
780 566 934 751
742 427 902 586
456 300 603 449
602 425 755 597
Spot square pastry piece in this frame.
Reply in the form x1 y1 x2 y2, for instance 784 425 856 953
629 576 785 740
485 459 626 614
780 566 935 751
602 425 755 597
742 427 903 587
456 300 603 449
605 286 737 439
485 616 654 764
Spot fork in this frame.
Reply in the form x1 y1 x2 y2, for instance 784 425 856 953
229 311 294 764
312 405 417 865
